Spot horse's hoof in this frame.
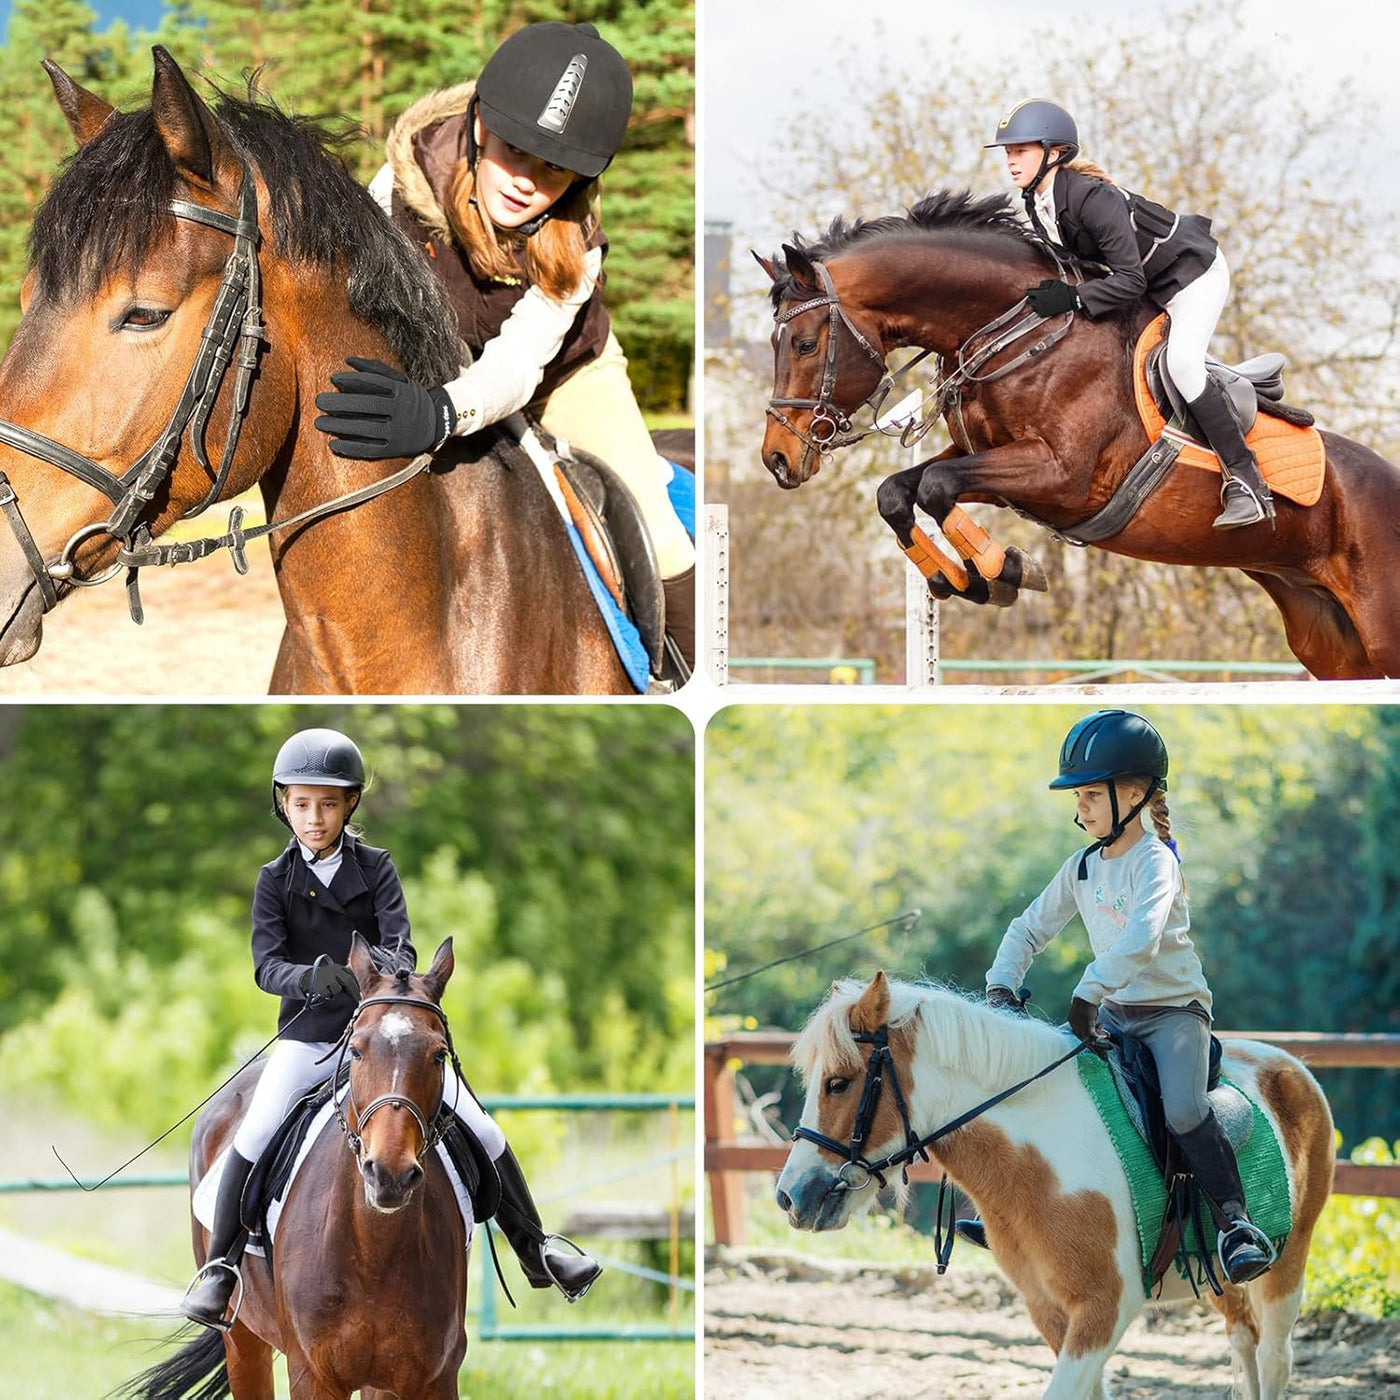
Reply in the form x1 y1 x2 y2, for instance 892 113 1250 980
1005 547 1048 592
986 579 1019 608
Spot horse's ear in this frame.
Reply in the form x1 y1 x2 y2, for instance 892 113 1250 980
752 251 778 283
150 45 236 192
42 60 116 146
851 970 890 1032
781 242 817 290
419 937 455 1003
347 931 377 987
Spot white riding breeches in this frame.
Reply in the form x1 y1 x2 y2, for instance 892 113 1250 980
232 1038 506 1163
1161 250 1230 402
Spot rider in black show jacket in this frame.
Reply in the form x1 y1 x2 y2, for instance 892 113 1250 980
1043 168 1218 319
251 832 416 1043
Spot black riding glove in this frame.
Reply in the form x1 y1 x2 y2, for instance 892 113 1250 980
1025 279 1080 317
301 954 361 1005
1068 995 1100 1041
986 985 1028 1015
314 357 456 460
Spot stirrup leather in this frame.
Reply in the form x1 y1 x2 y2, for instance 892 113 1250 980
540 1232 599 1303
182 1257 245 1334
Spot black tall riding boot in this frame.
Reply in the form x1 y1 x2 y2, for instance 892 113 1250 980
1186 380 1276 529
494 1144 602 1301
1174 1112 1276 1284
661 565 695 681
182 1148 254 1330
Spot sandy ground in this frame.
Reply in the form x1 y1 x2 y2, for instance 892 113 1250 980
0 524 284 697
704 1249 1400 1399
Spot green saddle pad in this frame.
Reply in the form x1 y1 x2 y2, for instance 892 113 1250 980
1078 1053 1292 1294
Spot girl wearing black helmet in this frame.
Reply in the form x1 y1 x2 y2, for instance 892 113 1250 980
969 710 1277 1287
988 99 1273 531
313 22 695 666
182 726 600 1330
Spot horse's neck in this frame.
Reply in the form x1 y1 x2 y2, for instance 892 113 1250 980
840 243 1045 355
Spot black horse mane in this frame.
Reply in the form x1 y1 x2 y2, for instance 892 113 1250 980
29 85 463 385
770 188 1049 306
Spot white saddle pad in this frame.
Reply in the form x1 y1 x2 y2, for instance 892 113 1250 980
192 1097 476 1258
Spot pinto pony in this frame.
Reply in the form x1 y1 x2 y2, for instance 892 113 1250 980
776 972 1334 1400
121 935 471 1400
757 192 1400 679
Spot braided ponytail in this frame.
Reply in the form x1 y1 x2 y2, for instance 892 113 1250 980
1144 786 1188 893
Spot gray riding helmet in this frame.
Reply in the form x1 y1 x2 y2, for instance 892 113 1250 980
476 22 634 180
985 99 1080 155
271 727 365 825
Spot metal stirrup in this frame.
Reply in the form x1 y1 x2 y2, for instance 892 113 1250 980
540 1232 598 1303
183 1257 245 1333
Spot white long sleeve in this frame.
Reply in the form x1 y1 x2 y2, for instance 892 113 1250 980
440 243 603 431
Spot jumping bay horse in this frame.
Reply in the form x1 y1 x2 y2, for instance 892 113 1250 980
776 973 1334 1400
122 935 470 1400
0 48 632 693
758 191 1400 679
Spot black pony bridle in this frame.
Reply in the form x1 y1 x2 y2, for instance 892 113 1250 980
793 1021 1087 1193
328 994 462 1168
0 146 434 626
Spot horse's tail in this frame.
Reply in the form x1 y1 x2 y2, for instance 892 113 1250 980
110 1325 228 1400
1260 399 1317 428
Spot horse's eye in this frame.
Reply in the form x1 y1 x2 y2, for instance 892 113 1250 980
349 1046 363 1061
433 1049 448 1065
824 1076 850 1095
117 307 171 332
796 338 818 356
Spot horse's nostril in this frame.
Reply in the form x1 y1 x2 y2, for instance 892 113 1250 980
775 1187 792 1212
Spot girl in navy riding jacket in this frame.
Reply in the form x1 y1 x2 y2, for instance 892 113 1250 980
987 98 1273 530
181 727 600 1331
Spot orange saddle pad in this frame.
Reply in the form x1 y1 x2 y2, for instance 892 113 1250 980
1132 314 1325 506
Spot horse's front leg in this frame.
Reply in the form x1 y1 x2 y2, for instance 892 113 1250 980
879 440 1052 605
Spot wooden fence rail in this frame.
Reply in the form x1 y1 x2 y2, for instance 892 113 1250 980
704 1031 1400 1246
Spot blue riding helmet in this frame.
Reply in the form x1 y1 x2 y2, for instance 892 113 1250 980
1050 710 1169 791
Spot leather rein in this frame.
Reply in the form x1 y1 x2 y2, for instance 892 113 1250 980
793 1021 1088 1192
0 148 432 626
765 250 1078 470
325 994 463 1168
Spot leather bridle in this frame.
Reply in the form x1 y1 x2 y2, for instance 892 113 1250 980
0 144 435 627
793 1020 1088 1192
331 994 461 1169
765 260 899 478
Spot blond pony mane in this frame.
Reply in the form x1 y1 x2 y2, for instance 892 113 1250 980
791 976 1071 1092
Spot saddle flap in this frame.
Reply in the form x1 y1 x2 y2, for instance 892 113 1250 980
1145 340 1258 436
555 460 626 609
556 448 666 674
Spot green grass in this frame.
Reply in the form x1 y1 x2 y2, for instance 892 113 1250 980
0 1280 691 1399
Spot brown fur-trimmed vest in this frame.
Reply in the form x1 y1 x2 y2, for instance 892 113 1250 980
386 83 611 402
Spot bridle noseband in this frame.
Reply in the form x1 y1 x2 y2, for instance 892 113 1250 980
329 994 461 1168
0 155 265 621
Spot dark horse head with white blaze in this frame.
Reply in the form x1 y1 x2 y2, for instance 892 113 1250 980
778 971 1335 1399
755 193 1400 679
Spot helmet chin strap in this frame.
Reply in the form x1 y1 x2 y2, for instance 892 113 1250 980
1076 778 1160 879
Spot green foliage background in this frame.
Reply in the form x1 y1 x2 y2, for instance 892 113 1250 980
0 703 694 1133
0 0 693 409
705 703 1400 1152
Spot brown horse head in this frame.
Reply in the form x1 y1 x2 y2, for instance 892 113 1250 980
0 46 463 672
756 243 891 488
341 933 457 1214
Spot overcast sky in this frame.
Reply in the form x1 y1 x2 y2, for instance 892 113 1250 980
702 0 1400 243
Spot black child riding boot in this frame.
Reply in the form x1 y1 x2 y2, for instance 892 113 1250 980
1186 380 1276 530
1173 1112 1277 1284
661 565 696 680
493 1144 602 1302
182 1148 255 1330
